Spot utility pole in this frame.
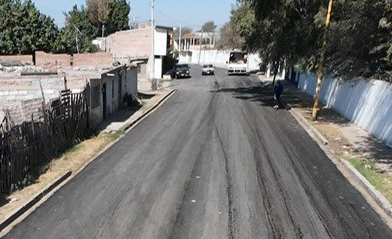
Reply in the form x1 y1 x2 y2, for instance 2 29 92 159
312 0 334 121
102 24 105 51
179 24 182 52
151 0 157 90
198 30 203 64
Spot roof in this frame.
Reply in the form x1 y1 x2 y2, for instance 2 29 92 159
155 25 173 31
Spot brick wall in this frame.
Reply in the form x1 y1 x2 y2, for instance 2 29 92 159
0 98 44 125
106 28 151 58
0 55 33 65
73 53 113 68
35 51 70 67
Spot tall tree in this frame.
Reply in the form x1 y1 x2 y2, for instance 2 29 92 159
216 22 243 50
0 0 59 54
53 5 98 54
106 0 130 34
201 21 217 32
86 0 130 37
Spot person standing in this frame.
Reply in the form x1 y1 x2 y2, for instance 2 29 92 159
273 80 283 109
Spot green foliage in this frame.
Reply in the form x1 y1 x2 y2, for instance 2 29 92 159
86 0 130 37
0 0 59 54
54 5 99 54
201 21 217 32
105 0 130 35
240 0 392 81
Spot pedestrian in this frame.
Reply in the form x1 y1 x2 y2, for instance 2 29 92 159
273 80 283 109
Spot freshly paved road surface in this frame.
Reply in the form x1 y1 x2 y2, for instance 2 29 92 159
4 66 392 239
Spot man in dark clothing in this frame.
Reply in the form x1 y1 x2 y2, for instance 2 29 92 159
273 80 283 109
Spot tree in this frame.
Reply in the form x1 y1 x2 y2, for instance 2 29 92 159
105 0 130 35
216 22 243 50
173 26 192 38
242 0 392 81
0 0 59 54
86 0 130 37
53 5 99 54
201 21 217 32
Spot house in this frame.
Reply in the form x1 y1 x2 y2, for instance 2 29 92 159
0 52 138 129
174 32 218 51
103 23 174 80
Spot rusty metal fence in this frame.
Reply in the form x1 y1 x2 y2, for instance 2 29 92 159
0 89 89 193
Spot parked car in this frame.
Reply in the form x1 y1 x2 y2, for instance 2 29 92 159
172 64 191 79
202 64 215 75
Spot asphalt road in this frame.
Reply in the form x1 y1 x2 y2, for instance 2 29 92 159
4 66 392 239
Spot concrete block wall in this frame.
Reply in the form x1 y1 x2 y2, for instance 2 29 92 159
106 28 151 58
73 53 113 68
35 51 70 67
298 74 392 147
0 98 44 125
0 55 33 65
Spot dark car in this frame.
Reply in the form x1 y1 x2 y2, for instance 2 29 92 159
172 64 191 79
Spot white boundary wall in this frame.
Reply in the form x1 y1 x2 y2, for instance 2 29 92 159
179 50 262 71
298 73 392 147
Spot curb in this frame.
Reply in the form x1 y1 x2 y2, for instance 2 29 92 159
123 89 176 132
0 89 176 234
286 100 392 222
0 171 72 232
287 106 329 145
342 161 392 218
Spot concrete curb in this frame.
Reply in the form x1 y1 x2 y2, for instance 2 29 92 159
342 161 392 218
0 171 72 232
287 106 329 145
123 89 176 132
0 89 176 234
287 101 392 221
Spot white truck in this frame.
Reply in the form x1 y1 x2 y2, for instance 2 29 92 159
227 51 248 75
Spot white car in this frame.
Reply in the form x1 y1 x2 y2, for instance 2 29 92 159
202 64 215 75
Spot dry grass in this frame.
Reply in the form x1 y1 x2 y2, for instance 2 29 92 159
298 107 392 205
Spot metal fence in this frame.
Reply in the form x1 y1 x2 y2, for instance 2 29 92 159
0 89 89 193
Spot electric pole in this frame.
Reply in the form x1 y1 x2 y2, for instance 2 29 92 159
312 0 334 121
179 24 182 52
151 0 157 90
198 30 203 64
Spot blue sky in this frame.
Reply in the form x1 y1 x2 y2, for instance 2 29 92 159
30 0 238 31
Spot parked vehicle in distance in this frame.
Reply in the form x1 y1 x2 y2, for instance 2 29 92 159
227 51 248 75
172 64 191 79
202 64 215 75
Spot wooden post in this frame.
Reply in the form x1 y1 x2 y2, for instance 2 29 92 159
312 0 334 121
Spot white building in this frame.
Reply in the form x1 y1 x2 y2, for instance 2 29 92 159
174 32 218 51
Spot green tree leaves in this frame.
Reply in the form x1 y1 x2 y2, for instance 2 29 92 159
0 0 131 55
0 0 59 54
240 0 392 80
201 21 217 32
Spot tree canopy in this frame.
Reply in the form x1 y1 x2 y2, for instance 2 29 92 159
201 21 217 32
237 0 392 81
0 0 131 55
0 0 59 54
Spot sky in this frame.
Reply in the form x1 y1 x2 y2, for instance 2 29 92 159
29 0 238 31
